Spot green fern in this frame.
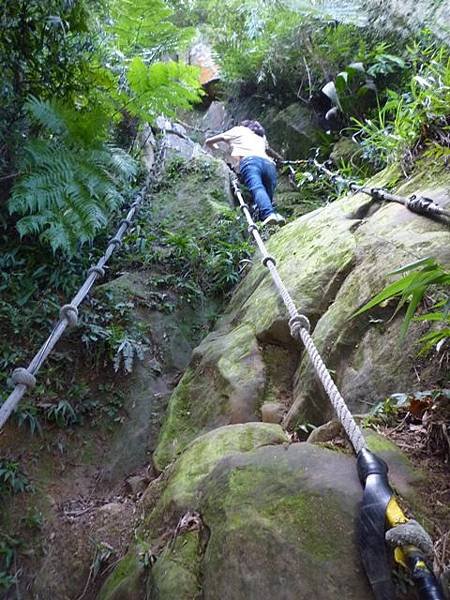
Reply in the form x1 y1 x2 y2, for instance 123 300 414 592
127 58 203 119
9 98 137 254
110 0 193 57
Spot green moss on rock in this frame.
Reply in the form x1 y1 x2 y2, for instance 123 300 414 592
199 442 373 599
155 423 288 514
149 531 202 599
154 325 267 470
97 552 145 600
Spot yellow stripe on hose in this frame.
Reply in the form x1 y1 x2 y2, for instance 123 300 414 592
386 497 409 567
386 497 409 527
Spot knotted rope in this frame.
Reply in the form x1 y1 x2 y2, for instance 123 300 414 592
231 176 436 562
232 178 366 454
0 137 167 430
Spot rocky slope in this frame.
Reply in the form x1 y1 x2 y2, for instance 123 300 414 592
154 156 450 470
97 135 449 598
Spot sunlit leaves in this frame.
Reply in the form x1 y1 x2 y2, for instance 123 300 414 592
110 0 193 58
126 58 203 119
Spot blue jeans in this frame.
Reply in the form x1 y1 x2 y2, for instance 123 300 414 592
240 156 277 220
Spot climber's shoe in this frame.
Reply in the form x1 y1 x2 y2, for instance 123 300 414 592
261 213 278 226
274 212 286 225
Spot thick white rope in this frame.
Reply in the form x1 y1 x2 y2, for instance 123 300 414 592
231 178 366 454
297 327 366 453
0 138 167 431
232 178 440 581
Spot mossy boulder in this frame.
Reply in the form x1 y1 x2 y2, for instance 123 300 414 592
154 325 267 470
265 103 322 159
198 442 372 599
153 423 288 505
152 153 233 227
98 423 288 598
97 553 145 600
100 424 426 599
330 137 363 166
148 530 202 599
285 167 450 426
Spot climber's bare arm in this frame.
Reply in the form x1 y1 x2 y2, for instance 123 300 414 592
205 134 226 147
266 145 284 162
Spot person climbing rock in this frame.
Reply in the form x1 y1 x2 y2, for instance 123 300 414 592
205 120 286 226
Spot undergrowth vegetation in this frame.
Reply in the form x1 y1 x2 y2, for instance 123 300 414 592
355 257 450 358
1 0 202 254
0 0 204 439
353 41 450 171
0 155 249 443
118 157 252 301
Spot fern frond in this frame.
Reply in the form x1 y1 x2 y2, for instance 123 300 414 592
110 0 192 58
127 58 203 120
106 146 138 180
9 102 136 254
25 97 68 138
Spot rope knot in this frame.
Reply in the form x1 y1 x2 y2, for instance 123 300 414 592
109 236 122 248
349 181 363 194
262 255 276 267
289 314 310 338
406 195 436 215
248 224 259 234
120 218 133 229
11 367 36 389
371 187 383 199
60 304 79 328
88 265 106 279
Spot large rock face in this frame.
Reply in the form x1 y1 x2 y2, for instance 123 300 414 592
265 103 322 160
155 159 450 469
98 423 420 600
96 135 447 600
189 40 220 86
197 442 372 600
102 149 234 479
365 0 450 40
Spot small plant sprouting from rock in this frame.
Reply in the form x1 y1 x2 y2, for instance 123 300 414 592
78 541 115 600
0 534 22 594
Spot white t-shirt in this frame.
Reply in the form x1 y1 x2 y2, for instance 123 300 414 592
220 126 273 169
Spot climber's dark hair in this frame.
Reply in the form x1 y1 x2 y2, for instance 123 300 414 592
241 119 265 137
